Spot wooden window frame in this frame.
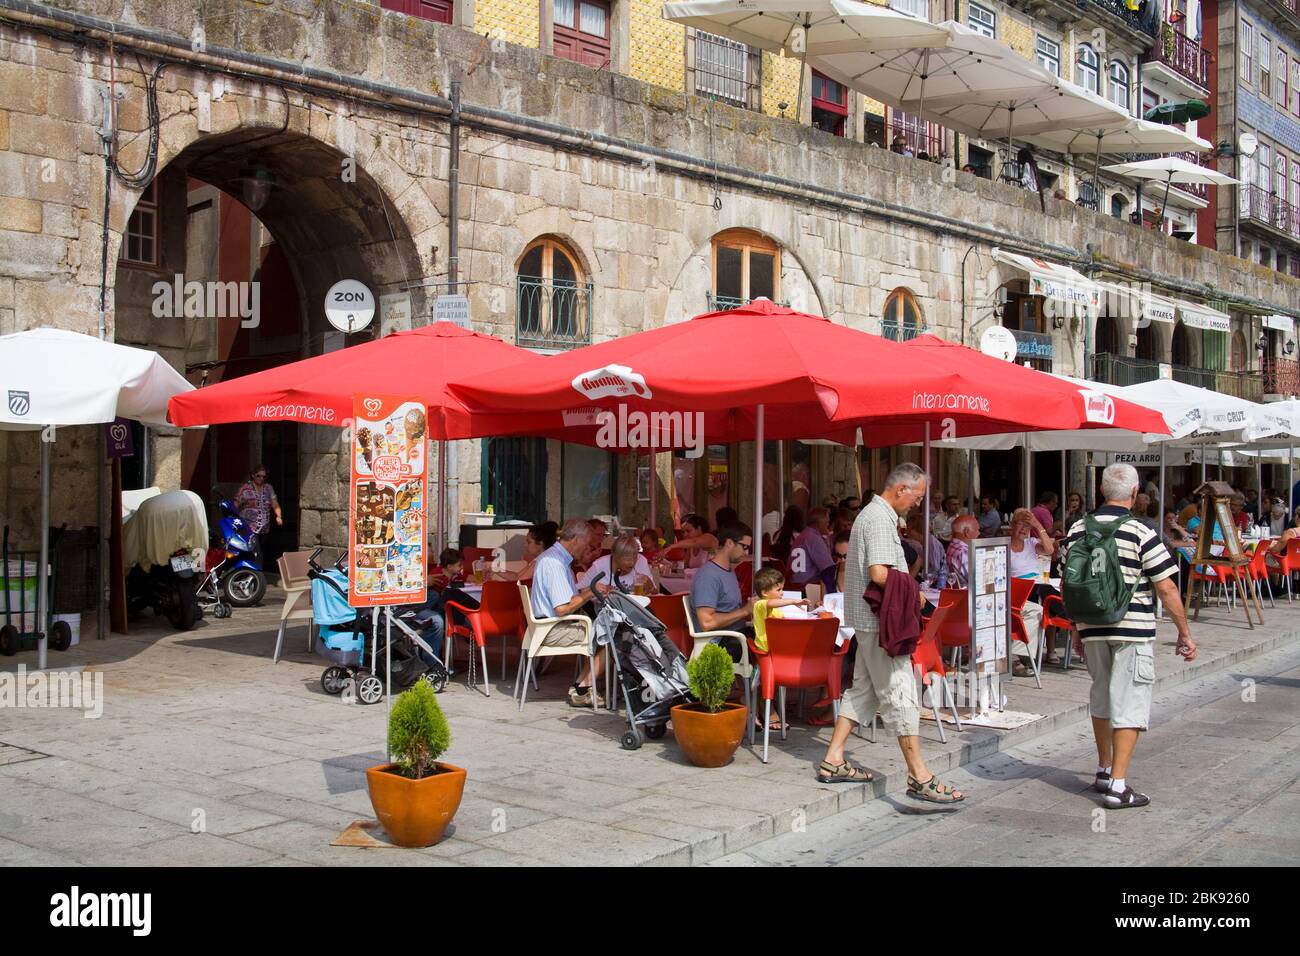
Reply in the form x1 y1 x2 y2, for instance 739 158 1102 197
1076 44 1100 95
1109 59 1130 112
967 2 996 38
121 179 160 270
554 0 613 70
710 229 781 303
378 0 453 24
810 69 849 137
1241 19 1254 87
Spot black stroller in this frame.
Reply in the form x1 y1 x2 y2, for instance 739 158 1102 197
592 591 693 750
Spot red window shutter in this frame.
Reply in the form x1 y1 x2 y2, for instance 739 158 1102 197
381 0 453 23
554 0 610 69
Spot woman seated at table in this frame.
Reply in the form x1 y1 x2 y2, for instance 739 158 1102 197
1057 491 1085 537
1008 509 1054 672
578 534 655 595
487 521 556 583
770 505 804 564
1265 511 1300 578
664 513 717 568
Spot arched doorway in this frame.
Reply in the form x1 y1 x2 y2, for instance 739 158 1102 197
1171 321 1191 366
1135 322 1158 362
1095 314 1120 356
113 127 431 552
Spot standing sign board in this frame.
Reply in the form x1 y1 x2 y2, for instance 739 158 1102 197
969 537 1011 690
348 394 428 607
1186 480 1261 627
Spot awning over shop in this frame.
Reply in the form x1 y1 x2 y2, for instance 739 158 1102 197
1178 300 1231 332
1093 280 1178 325
991 248 1099 314
1264 314 1296 333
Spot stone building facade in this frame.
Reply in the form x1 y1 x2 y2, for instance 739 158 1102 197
0 0 1297 552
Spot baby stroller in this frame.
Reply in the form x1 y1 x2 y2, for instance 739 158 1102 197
592 591 693 751
307 549 446 704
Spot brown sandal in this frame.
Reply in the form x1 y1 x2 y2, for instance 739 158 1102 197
907 773 965 803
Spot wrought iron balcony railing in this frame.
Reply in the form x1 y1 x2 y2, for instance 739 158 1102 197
1240 184 1300 241
1080 0 1159 37
1091 353 1264 401
706 293 789 312
516 276 593 350
1143 23 1211 90
881 320 928 342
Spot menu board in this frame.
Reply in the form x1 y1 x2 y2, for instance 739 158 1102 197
969 538 1011 677
348 394 428 607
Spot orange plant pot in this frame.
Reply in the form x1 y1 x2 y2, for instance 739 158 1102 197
365 762 467 848
669 702 748 768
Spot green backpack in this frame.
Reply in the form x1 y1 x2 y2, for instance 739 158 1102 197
1061 516 1139 626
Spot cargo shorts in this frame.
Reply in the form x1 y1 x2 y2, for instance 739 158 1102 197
837 628 920 737
1084 639 1156 731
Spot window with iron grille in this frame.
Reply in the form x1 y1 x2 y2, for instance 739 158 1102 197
881 288 924 341
122 179 159 267
1076 44 1100 94
1036 36 1060 77
516 237 592 350
481 437 548 523
692 31 756 109
889 108 942 157
967 2 995 38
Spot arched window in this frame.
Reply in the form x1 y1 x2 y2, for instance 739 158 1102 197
1095 314 1120 355
710 229 781 310
516 236 590 349
1171 321 1190 366
1108 60 1130 111
882 288 924 341
1076 44 1100 94
1231 330 1248 371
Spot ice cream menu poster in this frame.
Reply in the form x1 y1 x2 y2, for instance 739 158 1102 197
348 394 428 607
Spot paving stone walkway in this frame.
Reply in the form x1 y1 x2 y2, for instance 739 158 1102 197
0 592 1296 865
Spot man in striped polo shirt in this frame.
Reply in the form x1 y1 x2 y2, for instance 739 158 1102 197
1063 463 1198 810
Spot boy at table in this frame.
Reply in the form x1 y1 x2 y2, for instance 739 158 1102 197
412 548 477 667
749 566 808 732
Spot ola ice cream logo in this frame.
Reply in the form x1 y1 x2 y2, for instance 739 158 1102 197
363 398 383 416
571 365 651 401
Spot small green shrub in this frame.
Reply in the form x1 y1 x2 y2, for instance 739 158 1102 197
687 643 734 713
387 680 451 779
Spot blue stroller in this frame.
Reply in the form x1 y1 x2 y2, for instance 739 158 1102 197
308 550 447 704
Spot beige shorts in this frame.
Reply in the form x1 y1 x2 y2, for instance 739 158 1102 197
1085 640 1156 731
837 629 920 737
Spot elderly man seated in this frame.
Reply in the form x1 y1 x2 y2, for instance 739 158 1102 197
945 515 980 588
531 516 611 708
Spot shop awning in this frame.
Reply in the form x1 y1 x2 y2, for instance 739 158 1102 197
1178 300 1231 332
1094 281 1178 325
1264 314 1296 333
991 248 1099 314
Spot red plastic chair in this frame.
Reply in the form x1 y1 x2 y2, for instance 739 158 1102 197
647 594 691 658
912 597 962 743
1041 593 1076 669
1009 577 1041 688
934 587 970 667
1189 563 1240 610
746 616 848 763
1242 540 1275 609
444 580 525 697
1266 537 1300 600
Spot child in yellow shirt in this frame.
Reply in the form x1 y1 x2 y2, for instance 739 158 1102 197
751 567 808 653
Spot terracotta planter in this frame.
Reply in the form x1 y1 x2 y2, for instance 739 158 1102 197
670 702 748 767
365 761 467 848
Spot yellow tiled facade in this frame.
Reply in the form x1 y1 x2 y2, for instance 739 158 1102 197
761 51 802 119
475 0 540 49
1000 17 1033 59
628 0 686 92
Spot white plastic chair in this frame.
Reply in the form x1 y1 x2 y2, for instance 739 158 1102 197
515 583 596 713
682 595 756 744
272 552 314 663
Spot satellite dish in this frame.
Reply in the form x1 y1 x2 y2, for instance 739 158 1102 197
324 279 375 334
980 326 1018 362
1238 132 1258 157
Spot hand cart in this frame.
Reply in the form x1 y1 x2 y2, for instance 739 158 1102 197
1 525 72 656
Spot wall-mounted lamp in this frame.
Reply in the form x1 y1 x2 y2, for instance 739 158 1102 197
1286 339 1296 356
1256 333 1269 352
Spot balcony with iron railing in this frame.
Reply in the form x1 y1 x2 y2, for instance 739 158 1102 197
516 276 593 350
1264 356 1300 396
881 319 928 342
1142 23 1211 91
1080 0 1159 37
706 293 789 312
1240 184 1300 242
1091 353 1264 400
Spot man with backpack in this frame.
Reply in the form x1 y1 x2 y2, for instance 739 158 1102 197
1061 463 1197 810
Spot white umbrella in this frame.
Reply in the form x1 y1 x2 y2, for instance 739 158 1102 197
1100 155 1238 231
662 0 949 122
0 327 194 667
1023 117 1210 205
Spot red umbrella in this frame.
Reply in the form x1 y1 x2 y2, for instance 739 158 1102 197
450 301 1167 562
168 321 548 439
450 301 1168 443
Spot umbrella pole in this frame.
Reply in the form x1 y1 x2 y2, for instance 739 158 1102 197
1157 173 1173 233
795 16 810 126
968 449 976 515
1023 434 1031 509
1158 446 1166 621
648 451 656 533
437 438 447 554
923 422 931 579
37 436 50 671
1290 445 1295 518
1061 449 1067 532
753 404 764 568
778 440 785 516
